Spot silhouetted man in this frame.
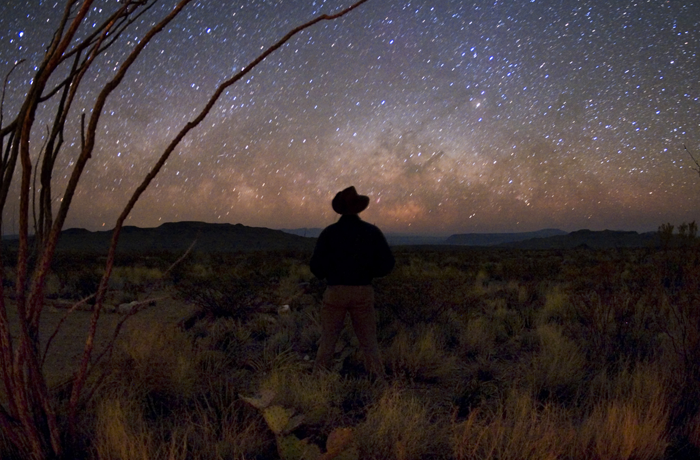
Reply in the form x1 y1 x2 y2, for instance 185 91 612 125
310 186 395 377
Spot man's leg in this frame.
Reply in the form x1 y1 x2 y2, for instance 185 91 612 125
314 286 349 372
347 286 386 378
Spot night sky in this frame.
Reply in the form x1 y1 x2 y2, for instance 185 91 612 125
1 1 699 235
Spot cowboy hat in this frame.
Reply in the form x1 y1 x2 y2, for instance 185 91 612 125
332 186 369 214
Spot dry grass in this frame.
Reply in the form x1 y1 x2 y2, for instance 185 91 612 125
94 391 267 460
529 323 587 401
686 410 700 450
261 369 348 425
384 324 461 382
537 284 570 326
356 386 450 460
459 316 497 358
453 391 575 460
113 322 199 400
5 247 698 459
578 364 671 460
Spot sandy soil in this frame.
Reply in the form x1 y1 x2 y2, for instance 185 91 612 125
5 290 196 386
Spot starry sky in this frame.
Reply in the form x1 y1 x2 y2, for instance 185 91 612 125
1 0 699 236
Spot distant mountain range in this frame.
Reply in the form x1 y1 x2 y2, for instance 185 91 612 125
445 229 567 246
52 221 315 253
3 222 663 253
283 226 661 249
500 229 659 250
280 227 446 246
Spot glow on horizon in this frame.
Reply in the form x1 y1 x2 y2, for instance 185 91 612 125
1 1 698 235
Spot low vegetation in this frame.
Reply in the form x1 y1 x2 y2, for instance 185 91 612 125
2 240 700 459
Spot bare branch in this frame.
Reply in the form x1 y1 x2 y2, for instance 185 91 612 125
40 1 155 102
162 238 197 278
0 259 17 417
65 0 197 430
684 144 700 176
32 127 49 243
0 0 373 455
41 294 96 368
68 0 371 429
28 2 134 333
1 60 25 134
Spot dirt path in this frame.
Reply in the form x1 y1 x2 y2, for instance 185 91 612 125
5 290 196 386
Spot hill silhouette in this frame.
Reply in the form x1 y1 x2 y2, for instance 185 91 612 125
500 229 659 250
4 223 665 254
52 221 316 253
446 229 567 246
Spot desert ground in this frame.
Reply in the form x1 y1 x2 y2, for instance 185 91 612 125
3 243 700 459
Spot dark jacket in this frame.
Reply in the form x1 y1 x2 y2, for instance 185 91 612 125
310 215 395 285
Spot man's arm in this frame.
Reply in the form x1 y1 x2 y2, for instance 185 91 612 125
310 229 331 280
372 229 395 278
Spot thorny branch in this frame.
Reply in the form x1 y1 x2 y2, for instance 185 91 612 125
69 0 372 429
0 0 371 457
683 144 700 177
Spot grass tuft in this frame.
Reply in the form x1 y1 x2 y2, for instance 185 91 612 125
356 386 449 460
453 390 574 460
578 364 670 460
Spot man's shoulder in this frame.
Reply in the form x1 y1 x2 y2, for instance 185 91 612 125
320 216 385 238
347 217 383 233
359 220 384 235
319 221 340 235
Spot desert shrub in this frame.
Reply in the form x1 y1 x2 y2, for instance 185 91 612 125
565 287 658 369
383 324 461 383
105 324 199 422
94 397 160 460
537 284 570 325
500 253 561 282
93 383 269 460
51 264 102 301
685 410 700 453
295 304 322 353
356 387 450 460
578 364 670 460
453 390 575 460
188 317 259 374
244 337 305 375
39 245 700 459
44 272 61 299
185 395 271 459
375 276 470 327
275 261 313 305
90 319 269 460
650 247 700 422
459 316 497 360
174 252 314 322
490 302 525 344
261 370 349 427
46 250 103 298
529 324 587 403
472 268 489 296
452 362 503 419
108 265 164 295
176 270 274 320
374 254 475 327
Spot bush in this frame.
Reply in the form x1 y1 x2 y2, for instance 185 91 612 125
36 245 700 459
356 387 450 460
453 391 574 460
176 271 273 320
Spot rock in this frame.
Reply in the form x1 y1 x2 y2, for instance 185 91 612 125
117 300 139 314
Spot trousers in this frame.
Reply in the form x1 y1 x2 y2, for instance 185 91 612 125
314 285 385 377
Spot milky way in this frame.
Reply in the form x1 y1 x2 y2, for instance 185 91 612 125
1 1 699 235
